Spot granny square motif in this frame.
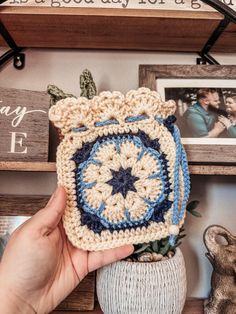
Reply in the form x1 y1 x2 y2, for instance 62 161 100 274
49 88 190 251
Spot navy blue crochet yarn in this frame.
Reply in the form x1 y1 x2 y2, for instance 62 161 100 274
72 130 160 164
163 115 177 134
151 199 173 223
73 131 172 234
151 208 165 223
137 130 160 151
72 142 94 164
80 212 107 234
107 167 139 198
159 153 173 195
72 132 130 164
81 210 150 233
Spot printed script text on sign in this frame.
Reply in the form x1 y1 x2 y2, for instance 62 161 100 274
2 0 236 11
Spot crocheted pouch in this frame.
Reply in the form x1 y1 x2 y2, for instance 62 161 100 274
49 88 190 251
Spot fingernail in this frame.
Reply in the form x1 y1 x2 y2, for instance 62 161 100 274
54 186 61 197
46 193 55 207
46 186 60 207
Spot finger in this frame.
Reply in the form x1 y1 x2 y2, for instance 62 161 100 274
88 245 134 272
45 190 56 207
66 240 88 282
30 186 67 235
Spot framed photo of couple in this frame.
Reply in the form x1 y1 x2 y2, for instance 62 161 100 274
139 65 236 164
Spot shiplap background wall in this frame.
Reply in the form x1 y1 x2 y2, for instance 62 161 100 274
0 49 235 298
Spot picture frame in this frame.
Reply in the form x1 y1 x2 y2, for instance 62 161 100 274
139 65 236 164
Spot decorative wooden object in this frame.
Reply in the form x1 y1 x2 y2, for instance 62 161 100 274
139 64 236 164
0 87 50 162
204 225 236 314
1 7 236 53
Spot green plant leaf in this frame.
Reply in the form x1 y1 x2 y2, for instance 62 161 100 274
190 210 202 217
151 240 159 252
170 241 182 250
177 234 186 240
133 244 142 250
160 237 169 246
175 241 182 248
80 69 97 99
186 200 199 212
159 242 171 256
133 243 150 254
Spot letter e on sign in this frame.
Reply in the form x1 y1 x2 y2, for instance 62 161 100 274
9 132 27 154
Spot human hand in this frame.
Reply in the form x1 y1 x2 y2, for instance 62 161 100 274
214 121 225 131
206 121 225 138
218 115 231 129
0 186 134 314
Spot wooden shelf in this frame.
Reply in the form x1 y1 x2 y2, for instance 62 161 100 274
0 161 235 175
0 7 235 52
51 298 204 313
0 161 56 172
189 165 236 176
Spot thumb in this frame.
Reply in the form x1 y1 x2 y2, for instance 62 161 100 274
31 186 67 235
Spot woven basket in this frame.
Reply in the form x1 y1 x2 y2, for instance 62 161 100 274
96 248 186 314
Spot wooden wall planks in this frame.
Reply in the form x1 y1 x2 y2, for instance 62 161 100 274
0 195 49 215
57 273 95 311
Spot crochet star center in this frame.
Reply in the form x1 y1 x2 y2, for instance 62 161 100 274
107 167 138 198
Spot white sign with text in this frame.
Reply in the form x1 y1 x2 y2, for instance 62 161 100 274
1 0 236 11
0 87 50 162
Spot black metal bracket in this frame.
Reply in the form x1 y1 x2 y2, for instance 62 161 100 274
198 0 236 65
0 21 25 70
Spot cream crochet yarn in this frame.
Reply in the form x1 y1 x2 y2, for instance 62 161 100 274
49 88 190 251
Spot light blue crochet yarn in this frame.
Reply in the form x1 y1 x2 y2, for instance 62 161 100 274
125 115 149 122
71 112 190 239
169 125 190 245
95 119 119 127
78 134 167 229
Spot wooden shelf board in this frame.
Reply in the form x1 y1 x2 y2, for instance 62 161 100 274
0 7 229 52
0 161 236 175
0 161 56 172
51 298 204 313
189 165 236 176
183 298 204 314
213 21 236 53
